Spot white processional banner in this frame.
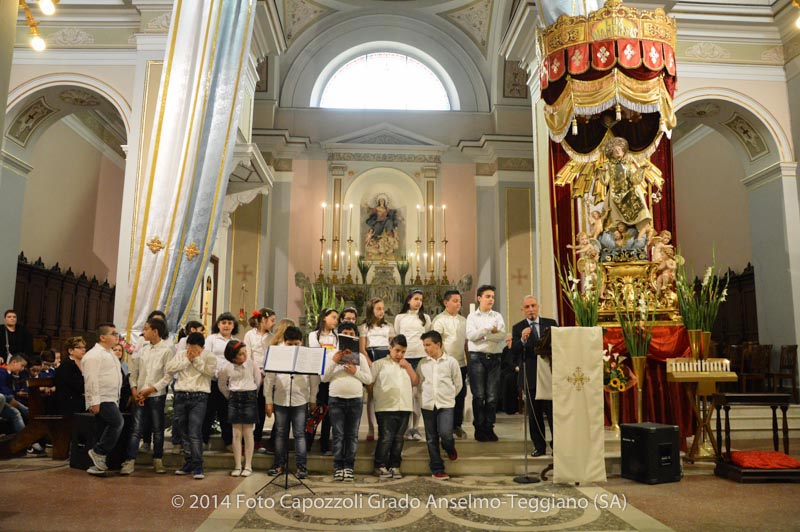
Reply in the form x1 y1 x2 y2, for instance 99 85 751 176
124 0 256 336
551 326 606 484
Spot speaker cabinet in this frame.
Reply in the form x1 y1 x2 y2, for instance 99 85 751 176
621 422 682 484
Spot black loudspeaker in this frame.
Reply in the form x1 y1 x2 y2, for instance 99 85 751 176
70 412 133 470
621 422 682 484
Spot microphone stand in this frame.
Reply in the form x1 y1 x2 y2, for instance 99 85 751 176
514 332 540 484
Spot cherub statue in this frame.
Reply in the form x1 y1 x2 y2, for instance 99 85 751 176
655 246 677 293
588 210 608 239
650 229 673 263
567 231 599 259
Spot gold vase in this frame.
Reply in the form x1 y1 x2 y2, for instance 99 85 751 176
609 391 621 436
700 331 712 361
631 356 648 423
687 329 702 361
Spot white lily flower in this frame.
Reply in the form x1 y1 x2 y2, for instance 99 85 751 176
702 267 712 288
721 288 728 302
603 354 610 362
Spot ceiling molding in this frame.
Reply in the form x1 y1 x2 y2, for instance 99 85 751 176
61 114 126 170
437 0 494 57
283 0 337 44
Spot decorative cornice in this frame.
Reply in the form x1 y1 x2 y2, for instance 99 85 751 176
327 152 441 164
283 0 336 44
458 134 533 162
0 150 34 176
252 0 287 59
741 162 798 191
677 62 786 82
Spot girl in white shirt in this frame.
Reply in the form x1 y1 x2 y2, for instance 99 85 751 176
393 289 431 440
218 340 261 477
307 309 339 455
244 307 276 449
203 312 239 449
360 297 395 441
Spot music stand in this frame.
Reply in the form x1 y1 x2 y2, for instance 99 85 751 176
514 333 540 484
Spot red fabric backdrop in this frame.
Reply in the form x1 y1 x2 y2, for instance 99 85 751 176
602 325 696 450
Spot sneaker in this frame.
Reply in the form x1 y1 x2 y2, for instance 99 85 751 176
153 458 166 474
193 471 205 480
88 449 108 471
296 466 308 479
333 469 344 482
26 446 46 456
474 430 488 442
231 469 242 477
175 464 192 475
376 466 392 478
487 429 499 442
171 445 183 455
453 427 467 439
268 465 284 476
447 449 458 461
404 430 414 441
87 466 107 476
256 446 268 454
120 459 135 475
432 471 450 480
390 467 402 479
343 468 354 482
411 429 423 441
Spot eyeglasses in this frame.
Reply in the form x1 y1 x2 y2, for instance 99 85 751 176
72 346 87 351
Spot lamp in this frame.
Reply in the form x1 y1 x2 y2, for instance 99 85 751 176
19 0 58 52
795 0 800 30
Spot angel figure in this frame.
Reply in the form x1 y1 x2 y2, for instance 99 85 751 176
650 229 673 264
655 246 678 293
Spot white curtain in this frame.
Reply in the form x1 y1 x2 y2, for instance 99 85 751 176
551 326 606 484
124 0 256 336
538 0 601 27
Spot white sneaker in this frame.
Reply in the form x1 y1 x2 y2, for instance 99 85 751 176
120 459 135 475
87 466 107 476
411 429 423 441
390 467 402 479
88 449 108 471
376 466 392 478
193 471 205 480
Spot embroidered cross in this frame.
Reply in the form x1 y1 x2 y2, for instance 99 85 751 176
648 45 660 65
551 58 561 74
571 49 584 66
624 44 636 60
596 46 610 64
567 366 591 391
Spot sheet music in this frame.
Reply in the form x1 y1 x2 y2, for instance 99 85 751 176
294 346 327 375
264 345 297 373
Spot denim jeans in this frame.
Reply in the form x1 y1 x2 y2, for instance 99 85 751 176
174 392 208 473
0 396 25 433
329 396 362 470
375 411 410 468
468 353 501 431
94 402 124 456
203 380 231 445
454 366 468 429
421 407 455 474
273 404 308 468
127 395 166 460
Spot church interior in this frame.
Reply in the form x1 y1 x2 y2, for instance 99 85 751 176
1 0 800 531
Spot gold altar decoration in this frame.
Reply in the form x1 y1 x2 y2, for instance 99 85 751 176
598 261 679 324
687 328 702 361
608 391 621 433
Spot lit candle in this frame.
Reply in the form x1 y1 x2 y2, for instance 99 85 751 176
326 249 332 274
340 251 345 272
416 205 422 241
437 252 441 277
442 204 447 240
335 203 340 240
321 202 327 238
428 204 433 241
348 204 353 241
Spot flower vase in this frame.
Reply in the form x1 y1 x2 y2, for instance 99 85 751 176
631 356 647 423
687 329 702 361
700 331 712 361
608 391 621 436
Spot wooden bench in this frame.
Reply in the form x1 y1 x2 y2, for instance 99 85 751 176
0 377 72 460
713 392 799 482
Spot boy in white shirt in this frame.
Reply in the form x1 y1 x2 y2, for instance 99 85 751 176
432 290 468 439
264 326 319 479
465 284 506 442
417 330 463 480
121 318 174 474
370 335 418 479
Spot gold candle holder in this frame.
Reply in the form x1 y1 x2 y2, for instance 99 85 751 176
345 238 353 284
441 238 449 284
318 237 326 283
414 239 423 284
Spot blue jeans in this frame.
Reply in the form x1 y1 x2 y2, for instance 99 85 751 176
468 353 501 431
375 411 410 468
127 395 166 460
421 407 455 474
273 404 308 468
94 402 124 456
174 392 208 473
0 396 25 433
454 366 468 429
329 396 362 470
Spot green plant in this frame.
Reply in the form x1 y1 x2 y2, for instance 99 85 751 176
303 284 344 327
675 248 728 331
357 256 371 284
556 259 599 326
613 288 655 358
396 254 410 286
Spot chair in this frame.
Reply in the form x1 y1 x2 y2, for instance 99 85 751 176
740 344 771 393
723 344 743 392
769 345 798 404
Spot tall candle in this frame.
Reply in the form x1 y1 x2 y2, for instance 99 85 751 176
326 249 332 274
428 204 433 241
321 202 327 238
335 203 340 240
348 204 353 240
416 205 422 241
436 252 441 277
442 204 447 240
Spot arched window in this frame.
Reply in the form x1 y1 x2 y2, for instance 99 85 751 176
319 52 451 110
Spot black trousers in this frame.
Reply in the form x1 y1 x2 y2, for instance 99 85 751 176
203 380 232 445
525 393 553 453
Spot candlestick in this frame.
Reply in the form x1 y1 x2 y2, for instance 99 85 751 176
414 241 422 284
345 237 354 283
416 204 422 241
321 202 327 238
333 204 341 271
348 204 353 241
423 252 429 283
318 236 326 283
436 252 442 284
441 237 449 284
442 204 447 240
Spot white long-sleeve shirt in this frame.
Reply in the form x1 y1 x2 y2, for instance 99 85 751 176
359 323 394 348
416 354 463 410
393 312 431 359
82 343 122 409
264 372 320 407
244 329 272 371
308 330 337 349
205 333 237 378
217 357 262 398
432 311 467 367
370 357 414 412
321 353 372 398
165 349 217 393
466 309 506 353
128 340 173 396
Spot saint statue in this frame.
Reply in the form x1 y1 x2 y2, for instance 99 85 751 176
363 194 401 259
596 137 657 232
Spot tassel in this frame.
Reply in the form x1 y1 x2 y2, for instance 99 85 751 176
572 117 578 136
616 103 622 121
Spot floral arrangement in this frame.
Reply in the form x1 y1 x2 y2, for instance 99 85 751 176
303 284 344 328
118 336 136 355
556 260 599 326
603 345 637 392
395 254 410 286
675 249 728 331
613 288 655 358
356 255 371 284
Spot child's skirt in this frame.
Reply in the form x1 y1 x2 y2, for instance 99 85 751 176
228 390 258 424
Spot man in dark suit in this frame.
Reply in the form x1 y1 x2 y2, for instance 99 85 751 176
511 295 557 457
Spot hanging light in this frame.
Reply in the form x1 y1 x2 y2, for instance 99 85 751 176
19 0 56 52
30 24 46 51
795 0 800 29
39 0 57 16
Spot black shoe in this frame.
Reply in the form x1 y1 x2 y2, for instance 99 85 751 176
474 430 488 442
296 466 308 479
487 429 499 442
267 465 284 476
531 449 546 457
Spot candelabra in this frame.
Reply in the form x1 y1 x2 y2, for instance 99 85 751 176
441 238 449 284
414 239 423 284
344 237 354 284
317 237 326 283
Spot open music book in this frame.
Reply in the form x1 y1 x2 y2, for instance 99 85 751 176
264 345 328 375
